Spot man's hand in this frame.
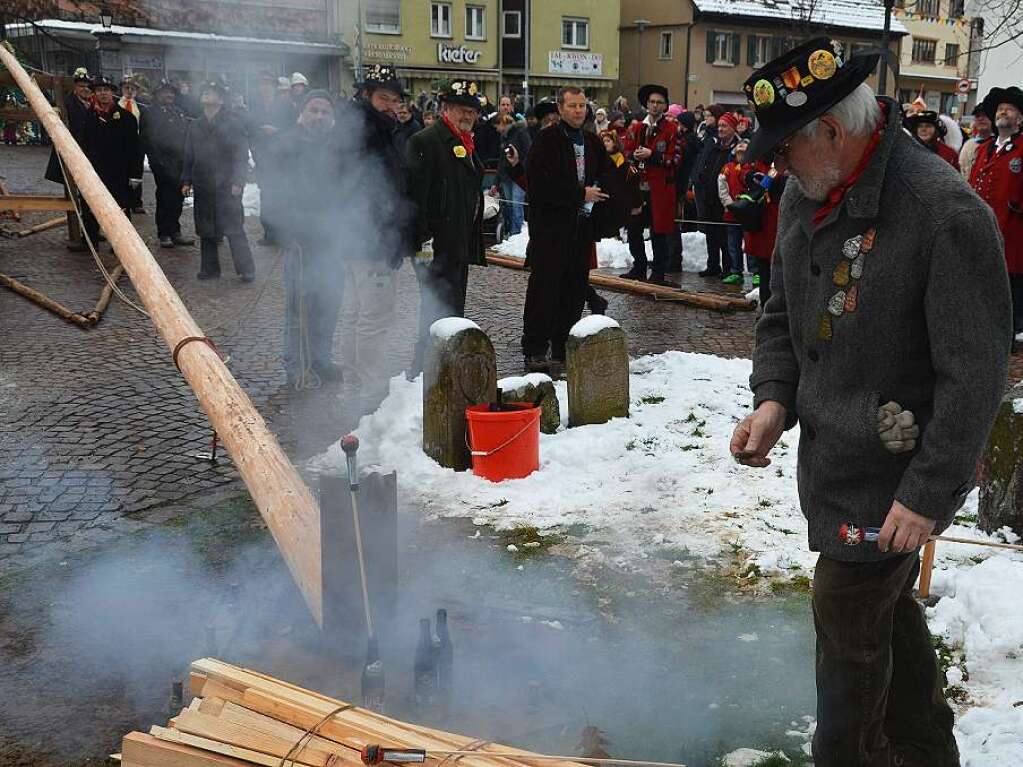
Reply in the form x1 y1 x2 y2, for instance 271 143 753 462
505 145 519 166
231 184 243 197
633 147 653 161
877 500 935 553
730 401 786 467
181 184 192 197
584 186 609 203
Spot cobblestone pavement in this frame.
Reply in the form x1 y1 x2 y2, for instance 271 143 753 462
4 143 1015 570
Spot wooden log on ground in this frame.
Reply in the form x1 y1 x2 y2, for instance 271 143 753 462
16 214 65 237
0 271 94 328
0 194 76 212
485 253 753 312
84 264 125 323
0 179 21 221
0 43 324 626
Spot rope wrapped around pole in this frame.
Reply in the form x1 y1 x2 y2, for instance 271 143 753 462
0 42 324 626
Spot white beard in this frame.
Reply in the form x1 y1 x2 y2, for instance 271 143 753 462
791 160 845 203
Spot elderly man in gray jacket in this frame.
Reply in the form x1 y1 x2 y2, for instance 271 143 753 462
730 39 1009 767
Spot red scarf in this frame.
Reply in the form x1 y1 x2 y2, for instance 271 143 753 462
91 96 115 119
812 116 885 228
442 113 475 157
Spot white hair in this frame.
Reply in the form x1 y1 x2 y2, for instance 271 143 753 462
797 82 882 139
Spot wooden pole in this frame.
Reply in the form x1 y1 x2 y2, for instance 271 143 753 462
931 534 1023 552
84 264 125 323
0 271 93 328
918 540 936 599
16 214 65 237
0 43 324 626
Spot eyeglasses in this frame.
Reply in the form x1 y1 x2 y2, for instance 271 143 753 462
773 136 794 159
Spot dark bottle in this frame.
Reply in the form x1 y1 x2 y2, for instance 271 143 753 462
413 618 436 707
361 636 386 713
435 608 453 696
491 387 504 412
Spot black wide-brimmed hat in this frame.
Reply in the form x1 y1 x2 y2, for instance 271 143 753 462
360 64 405 96
153 79 179 95
436 79 483 110
742 36 881 162
91 75 116 90
904 109 946 137
72 67 92 84
199 79 229 98
637 83 668 106
533 98 559 121
980 86 1023 122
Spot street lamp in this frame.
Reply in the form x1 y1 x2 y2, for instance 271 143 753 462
99 7 113 29
634 18 651 91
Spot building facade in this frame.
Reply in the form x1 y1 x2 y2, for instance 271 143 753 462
894 0 981 117
617 0 906 113
341 0 620 106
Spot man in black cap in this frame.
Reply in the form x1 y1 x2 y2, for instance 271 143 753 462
46 67 94 249
959 103 992 180
968 86 1023 339
729 37 1010 766
406 79 486 374
80 76 143 245
140 80 194 248
181 80 255 281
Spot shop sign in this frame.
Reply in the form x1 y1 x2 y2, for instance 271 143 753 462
548 50 603 77
437 43 482 65
365 42 413 62
127 54 164 70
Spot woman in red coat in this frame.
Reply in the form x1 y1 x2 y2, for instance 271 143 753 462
904 111 960 170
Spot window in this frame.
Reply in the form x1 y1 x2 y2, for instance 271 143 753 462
431 3 452 38
850 41 874 59
911 38 937 64
659 31 673 60
949 0 965 16
562 18 589 49
706 31 740 65
769 36 795 60
944 43 959 66
747 34 772 67
502 10 521 38
466 5 485 40
365 0 400 34
917 0 940 16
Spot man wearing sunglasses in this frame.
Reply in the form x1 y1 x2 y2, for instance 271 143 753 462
729 37 1009 767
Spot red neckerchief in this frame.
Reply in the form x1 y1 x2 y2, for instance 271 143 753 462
812 115 885 228
92 97 115 121
442 113 474 157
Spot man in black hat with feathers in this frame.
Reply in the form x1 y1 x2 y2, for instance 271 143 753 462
406 79 486 374
729 37 1010 766
181 80 254 281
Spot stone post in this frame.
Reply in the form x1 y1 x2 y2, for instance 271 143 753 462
566 316 629 427
422 318 497 471
978 383 1023 537
498 373 561 434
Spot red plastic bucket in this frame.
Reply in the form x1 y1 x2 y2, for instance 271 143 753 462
465 403 541 482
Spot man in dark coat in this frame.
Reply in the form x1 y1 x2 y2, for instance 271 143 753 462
732 38 1009 767
79 76 143 245
407 79 486 374
181 81 255 281
691 104 734 276
521 86 616 374
140 80 194 248
45 67 92 185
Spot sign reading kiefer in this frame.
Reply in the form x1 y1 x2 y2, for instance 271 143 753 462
548 51 603 77
437 43 482 64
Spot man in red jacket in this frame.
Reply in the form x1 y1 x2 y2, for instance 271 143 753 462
969 86 1023 342
621 83 680 285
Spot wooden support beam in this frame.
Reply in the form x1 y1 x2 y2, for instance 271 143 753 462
16 215 66 237
0 195 76 212
0 43 325 626
0 272 94 328
918 540 936 599
84 264 125 324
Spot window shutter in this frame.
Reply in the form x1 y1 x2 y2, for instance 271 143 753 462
706 30 716 63
731 33 741 64
748 35 757 66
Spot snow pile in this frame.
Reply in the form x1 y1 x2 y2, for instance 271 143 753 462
430 317 479 339
721 749 788 766
569 314 619 339
498 373 553 391
242 183 261 218
493 225 709 273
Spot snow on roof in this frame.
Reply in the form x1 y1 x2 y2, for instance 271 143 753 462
693 0 907 35
570 315 621 339
10 19 344 52
430 317 480 339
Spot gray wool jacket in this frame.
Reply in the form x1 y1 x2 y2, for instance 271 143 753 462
751 99 1011 562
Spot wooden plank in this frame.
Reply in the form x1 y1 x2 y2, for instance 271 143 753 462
0 42 325 627
123 732 256 767
0 195 76 212
150 726 281 767
16 215 66 237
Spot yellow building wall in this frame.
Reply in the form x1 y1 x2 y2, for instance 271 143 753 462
530 0 621 85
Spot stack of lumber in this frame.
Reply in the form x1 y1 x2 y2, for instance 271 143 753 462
120 658 586 767
485 253 754 313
